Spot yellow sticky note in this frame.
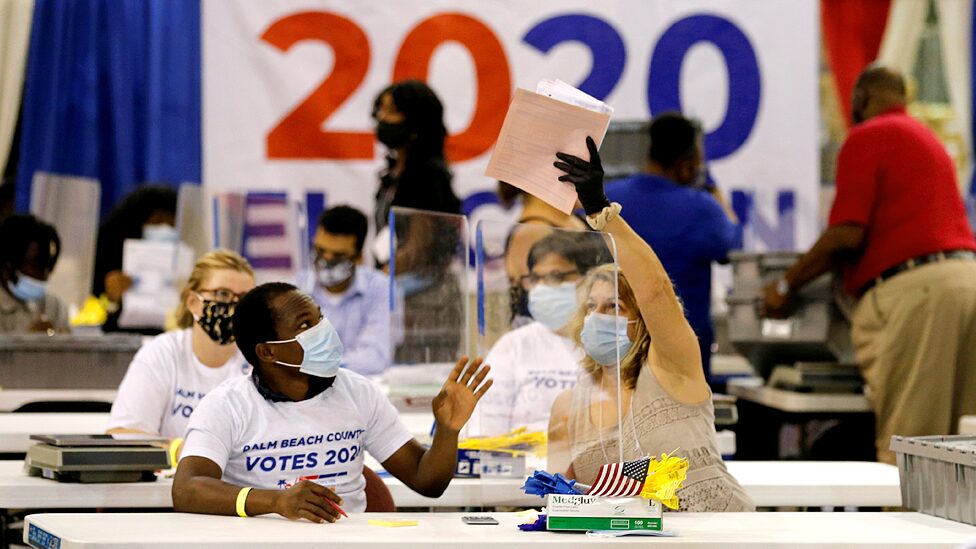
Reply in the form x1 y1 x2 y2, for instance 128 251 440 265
368 519 418 528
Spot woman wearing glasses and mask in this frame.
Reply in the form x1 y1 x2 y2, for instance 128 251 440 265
547 138 753 512
108 250 256 440
467 231 610 437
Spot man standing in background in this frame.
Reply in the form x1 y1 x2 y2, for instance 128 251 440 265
762 66 976 464
606 113 742 386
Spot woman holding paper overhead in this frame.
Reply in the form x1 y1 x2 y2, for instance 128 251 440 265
547 137 753 512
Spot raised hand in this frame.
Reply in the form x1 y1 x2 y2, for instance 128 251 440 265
432 356 492 433
554 136 610 215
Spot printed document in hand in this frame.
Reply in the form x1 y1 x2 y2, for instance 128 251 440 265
486 80 613 214
118 239 194 329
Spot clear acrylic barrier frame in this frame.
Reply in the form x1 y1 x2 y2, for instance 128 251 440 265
29 171 101 311
468 220 634 489
385 207 470 410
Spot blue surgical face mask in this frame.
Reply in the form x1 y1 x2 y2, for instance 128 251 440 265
266 317 344 378
8 272 47 302
143 223 178 242
580 312 635 367
528 282 578 331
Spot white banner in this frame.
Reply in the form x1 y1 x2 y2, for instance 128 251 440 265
203 0 819 271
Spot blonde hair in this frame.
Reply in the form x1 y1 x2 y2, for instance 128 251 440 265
175 250 255 328
568 264 651 389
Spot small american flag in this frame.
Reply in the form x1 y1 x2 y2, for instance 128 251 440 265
585 457 651 497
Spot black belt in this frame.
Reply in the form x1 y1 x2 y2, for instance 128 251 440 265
859 249 976 296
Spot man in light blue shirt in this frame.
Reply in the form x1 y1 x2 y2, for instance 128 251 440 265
304 206 391 376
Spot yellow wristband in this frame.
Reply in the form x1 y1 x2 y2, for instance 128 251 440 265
168 437 184 467
236 487 252 518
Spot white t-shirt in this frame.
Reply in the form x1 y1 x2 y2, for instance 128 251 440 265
180 369 413 513
108 329 249 439
467 322 581 437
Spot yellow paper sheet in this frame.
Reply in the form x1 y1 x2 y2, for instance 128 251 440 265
368 519 418 527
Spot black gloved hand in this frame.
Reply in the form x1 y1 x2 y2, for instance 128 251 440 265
554 136 610 215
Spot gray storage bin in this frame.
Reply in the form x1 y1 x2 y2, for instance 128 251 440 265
891 435 976 525
0 334 142 389
728 251 832 302
729 252 814 298
726 252 852 364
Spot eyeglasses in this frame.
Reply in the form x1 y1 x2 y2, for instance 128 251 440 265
196 288 247 304
520 269 580 289
311 248 355 264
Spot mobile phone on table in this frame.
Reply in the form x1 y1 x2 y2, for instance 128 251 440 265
461 516 499 525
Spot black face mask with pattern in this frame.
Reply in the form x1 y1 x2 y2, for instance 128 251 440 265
197 300 236 345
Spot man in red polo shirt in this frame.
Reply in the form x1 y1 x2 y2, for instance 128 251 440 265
762 65 976 464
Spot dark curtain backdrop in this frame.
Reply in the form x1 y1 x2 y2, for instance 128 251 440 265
14 0 201 217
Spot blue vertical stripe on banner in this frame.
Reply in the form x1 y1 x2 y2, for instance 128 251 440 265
15 0 201 217
306 192 327 245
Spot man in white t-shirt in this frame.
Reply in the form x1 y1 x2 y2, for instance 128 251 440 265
173 282 492 521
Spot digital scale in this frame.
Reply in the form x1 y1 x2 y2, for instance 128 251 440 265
25 434 170 483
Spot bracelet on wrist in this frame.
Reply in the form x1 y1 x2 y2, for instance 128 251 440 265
236 487 253 518
585 202 622 231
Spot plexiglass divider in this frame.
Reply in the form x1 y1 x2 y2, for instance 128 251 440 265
176 183 208 262
29 171 100 311
385 207 470 413
211 192 246 253
466 220 628 489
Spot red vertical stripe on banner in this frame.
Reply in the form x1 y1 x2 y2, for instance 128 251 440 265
821 0 891 128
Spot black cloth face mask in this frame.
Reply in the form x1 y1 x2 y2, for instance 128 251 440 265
197 300 236 345
376 121 412 148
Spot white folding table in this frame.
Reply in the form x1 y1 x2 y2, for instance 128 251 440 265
726 379 870 413
726 378 874 460
0 460 902 510
24 512 976 548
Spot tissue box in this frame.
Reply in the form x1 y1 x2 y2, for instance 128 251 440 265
454 449 526 478
546 494 663 531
